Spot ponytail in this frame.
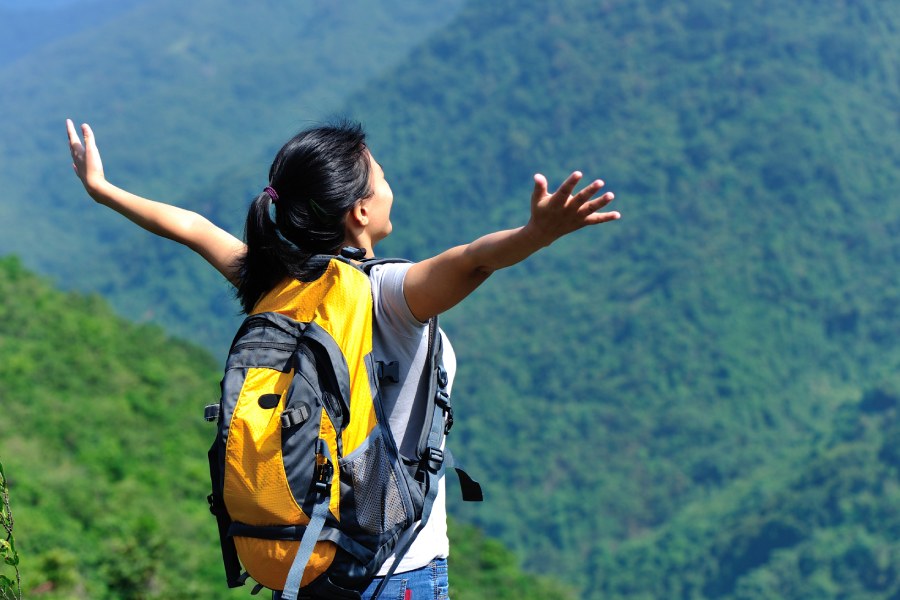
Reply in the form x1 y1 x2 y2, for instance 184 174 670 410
235 120 372 313
236 192 287 313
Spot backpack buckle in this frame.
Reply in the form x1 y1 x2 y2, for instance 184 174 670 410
435 390 450 410
376 360 400 384
204 404 220 422
207 493 222 516
434 390 453 434
340 246 367 260
422 447 444 475
314 460 334 494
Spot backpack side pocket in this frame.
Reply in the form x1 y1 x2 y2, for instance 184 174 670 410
338 424 414 536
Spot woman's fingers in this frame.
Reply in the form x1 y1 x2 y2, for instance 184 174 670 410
531 173 549 204
66 119 84 156
66 118 78 145
579 191 615 214
67 119 86 179
532 170 619 233
81 123 97 151
584 210 621 225
553 171 583 201
66 119 106 192
571 179 605 205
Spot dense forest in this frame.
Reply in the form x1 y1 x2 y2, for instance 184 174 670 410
356 0 900 595
2 0 899 598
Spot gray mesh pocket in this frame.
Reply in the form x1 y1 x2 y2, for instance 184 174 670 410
341 432 409 535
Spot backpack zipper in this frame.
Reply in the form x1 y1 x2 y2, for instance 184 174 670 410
231 340 297 353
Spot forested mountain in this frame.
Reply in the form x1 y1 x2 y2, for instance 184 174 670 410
0 0 463 349
345 0 900 596
0 257 576 598
2 0 899 598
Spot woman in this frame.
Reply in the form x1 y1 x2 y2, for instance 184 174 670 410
66 118 619 599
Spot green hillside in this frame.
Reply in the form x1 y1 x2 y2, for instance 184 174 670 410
0 255 225 597
2 0 900 598
594 381 900 598
0 256 575 598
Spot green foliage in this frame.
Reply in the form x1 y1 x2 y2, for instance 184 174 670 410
0 256 572 596
0 461 22 600
589 385 900 598
0 255 224 598
448 519 578 600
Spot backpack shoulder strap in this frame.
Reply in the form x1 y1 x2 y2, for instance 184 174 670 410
357 256 413 273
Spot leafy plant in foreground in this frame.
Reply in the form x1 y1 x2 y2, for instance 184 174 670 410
0 461 21 600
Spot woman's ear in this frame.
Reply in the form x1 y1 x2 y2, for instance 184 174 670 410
344 201 368 246
351 200 369 227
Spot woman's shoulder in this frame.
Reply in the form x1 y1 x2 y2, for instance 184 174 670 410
366 259 414 294
368 261 425 334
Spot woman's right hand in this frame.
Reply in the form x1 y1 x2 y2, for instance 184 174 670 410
67 119 108 201
65 118 246 284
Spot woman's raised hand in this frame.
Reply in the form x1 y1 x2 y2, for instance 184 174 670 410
64 118 245 283
403 170 621 321
66 119 107 200
526 171 619 246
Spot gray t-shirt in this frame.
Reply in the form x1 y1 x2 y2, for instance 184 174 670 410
369 262 455 575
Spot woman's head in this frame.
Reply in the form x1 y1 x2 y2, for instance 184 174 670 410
236 120 380 312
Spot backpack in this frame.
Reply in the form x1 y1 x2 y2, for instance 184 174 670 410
205 251 482 599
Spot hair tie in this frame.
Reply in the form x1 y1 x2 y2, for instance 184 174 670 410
264 186 279 203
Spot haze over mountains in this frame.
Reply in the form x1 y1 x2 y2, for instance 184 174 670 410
2 1 899 597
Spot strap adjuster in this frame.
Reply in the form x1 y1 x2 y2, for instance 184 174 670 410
281 404 311 429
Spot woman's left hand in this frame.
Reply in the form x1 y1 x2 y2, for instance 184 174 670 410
525 171 619 247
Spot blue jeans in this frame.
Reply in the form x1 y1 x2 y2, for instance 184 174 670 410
271 558 449 600
361 558 449 600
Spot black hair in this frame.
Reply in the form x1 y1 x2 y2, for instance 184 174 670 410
236 120 372 313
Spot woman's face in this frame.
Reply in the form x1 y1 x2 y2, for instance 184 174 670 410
364 152 394 245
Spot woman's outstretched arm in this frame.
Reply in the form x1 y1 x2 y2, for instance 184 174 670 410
66 119 246 286
403 171 619 321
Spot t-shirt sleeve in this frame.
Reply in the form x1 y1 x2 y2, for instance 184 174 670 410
369 262 427 339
